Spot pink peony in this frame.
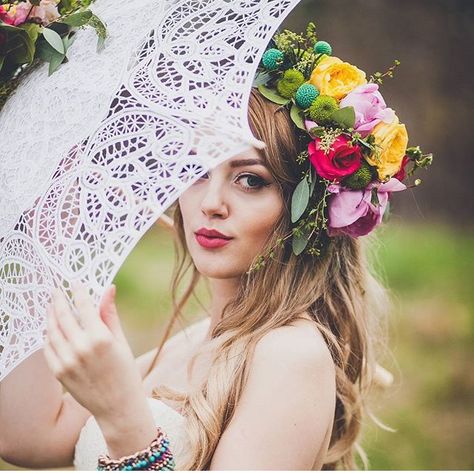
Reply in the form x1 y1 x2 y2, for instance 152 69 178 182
308 135 362 182
0 0 60 27
327 178 406 237
29 0 60 25
339 83 396 137
0 3 30 26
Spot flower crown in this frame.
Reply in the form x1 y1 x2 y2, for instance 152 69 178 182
0 0 107 111
250 22 432 269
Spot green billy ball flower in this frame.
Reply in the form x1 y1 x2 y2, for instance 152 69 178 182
314 41 332 56
343 162 374 189
295 84 320 109
308 95 338 124
262 48 285 71
276 69 305 99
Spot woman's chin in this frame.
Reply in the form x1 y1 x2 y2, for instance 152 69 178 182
193 259 246 280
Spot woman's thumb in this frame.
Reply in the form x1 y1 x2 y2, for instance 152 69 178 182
99 285 125 341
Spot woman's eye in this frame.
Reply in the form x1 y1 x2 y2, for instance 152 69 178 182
237 174 268 191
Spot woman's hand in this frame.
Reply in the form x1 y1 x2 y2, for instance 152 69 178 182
43 283 146 424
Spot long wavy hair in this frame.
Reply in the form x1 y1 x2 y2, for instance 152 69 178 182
144 88 393 470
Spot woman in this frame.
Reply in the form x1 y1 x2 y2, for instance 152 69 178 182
0 87 390 471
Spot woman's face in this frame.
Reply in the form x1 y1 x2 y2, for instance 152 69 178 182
178 148 284 279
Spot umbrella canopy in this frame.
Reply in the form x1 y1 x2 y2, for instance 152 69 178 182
0 0 302 381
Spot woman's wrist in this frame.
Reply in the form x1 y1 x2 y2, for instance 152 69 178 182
96 397 157 459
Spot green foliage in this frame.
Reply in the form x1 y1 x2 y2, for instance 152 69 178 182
291 176 310 223
331 106 356 129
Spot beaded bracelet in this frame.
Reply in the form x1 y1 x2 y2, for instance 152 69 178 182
97 427 176 471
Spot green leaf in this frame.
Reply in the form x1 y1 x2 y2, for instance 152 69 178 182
291 177 310 223
42 27 65 54
1 23 35 64
61 32 77 54
60 10 93 27
48 50 66 76
331 106 356 129
257 85 290 105
21 23 42 44
253 71 271 87
290 103 306 130
292 231 310 256
0 56 4 73
88 13 107 52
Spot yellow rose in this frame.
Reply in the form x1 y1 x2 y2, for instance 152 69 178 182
366 115 409 180
310 55 367 100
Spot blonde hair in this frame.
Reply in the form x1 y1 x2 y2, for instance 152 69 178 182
145 88 393 470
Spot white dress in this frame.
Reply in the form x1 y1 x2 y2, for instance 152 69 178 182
73 397 190 470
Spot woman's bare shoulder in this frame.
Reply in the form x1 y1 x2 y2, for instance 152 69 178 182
255 315 335 377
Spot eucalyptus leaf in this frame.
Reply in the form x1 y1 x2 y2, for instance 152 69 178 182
60 10 93 27
88 13 107 52
253 71 271 87
48 50 66 76
292 231 310 256
291 177 310 223
290 104 306 130
331 106 356 129
42 27 65 55
257 85 290 106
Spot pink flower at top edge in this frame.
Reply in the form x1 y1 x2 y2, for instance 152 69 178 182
0 4 29 26
340 83 396 137
327 178 407 237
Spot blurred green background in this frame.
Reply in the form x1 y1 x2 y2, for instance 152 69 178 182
2 0 473 470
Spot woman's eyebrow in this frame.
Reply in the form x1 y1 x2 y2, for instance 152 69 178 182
229 158 265 168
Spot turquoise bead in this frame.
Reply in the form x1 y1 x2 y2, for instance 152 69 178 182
150 455 156 462
314 41 332 56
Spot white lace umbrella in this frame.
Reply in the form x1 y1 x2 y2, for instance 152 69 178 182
0 0 302 381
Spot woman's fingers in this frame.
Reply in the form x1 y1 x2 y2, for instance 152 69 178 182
71 283 108 337
51 290 85 341
46 300 77 373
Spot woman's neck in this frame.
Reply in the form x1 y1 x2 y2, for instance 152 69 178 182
205 277 240 340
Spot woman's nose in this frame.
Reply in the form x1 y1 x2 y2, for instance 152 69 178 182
200 176 229 219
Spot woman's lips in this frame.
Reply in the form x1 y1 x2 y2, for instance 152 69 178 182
195 234 232 249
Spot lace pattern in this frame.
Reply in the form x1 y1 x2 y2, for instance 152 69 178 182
0 0 301 381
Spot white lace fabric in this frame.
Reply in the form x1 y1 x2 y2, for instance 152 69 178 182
73 397 190 470
0 0 302 381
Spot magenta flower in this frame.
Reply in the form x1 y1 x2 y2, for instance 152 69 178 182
0 4 29 26
340 83 396 137
327 178 406 237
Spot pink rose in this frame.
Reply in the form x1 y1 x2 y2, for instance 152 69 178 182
308 135 362 182
327 178 407 237
340 83 396 137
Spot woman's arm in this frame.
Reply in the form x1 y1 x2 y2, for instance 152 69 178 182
0 348 92 468
209 322 336 470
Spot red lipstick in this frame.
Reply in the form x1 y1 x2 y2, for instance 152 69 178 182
195 228 233 249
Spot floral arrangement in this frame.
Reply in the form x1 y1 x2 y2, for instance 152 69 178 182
251 22 433 266
0 0 107 110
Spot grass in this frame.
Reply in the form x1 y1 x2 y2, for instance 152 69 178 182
1 222 472 470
